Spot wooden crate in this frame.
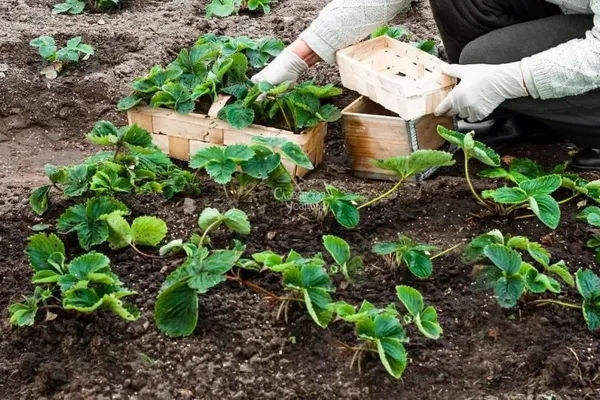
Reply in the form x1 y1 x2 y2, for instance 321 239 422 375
337 36 456 120
342 96 456 181
127 96 327 178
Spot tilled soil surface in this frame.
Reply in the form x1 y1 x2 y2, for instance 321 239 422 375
1 0 600 399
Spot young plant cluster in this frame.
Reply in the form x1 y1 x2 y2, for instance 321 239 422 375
10 233 139 327
372 234 460 279
30 36 94 77
189 136 313 201
117 34 343 133
437 127 572 229
30 121 200 217
461 229 600 332
371 25 439 57
464 230 573 308
154 208 441 379
330 285 442 378
299 149 455 228
53 0 120 15
206 0 271 19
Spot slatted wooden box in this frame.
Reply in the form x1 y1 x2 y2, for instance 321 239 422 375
337 36 456 120
342 96 456 181
127 98 326 178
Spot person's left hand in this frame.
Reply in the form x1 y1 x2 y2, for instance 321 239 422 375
434 62 528 122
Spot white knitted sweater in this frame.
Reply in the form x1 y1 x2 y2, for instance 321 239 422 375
299 0 600 100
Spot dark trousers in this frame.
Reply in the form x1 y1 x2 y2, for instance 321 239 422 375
429 0 600 148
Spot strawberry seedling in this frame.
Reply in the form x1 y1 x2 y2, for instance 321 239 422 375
372 235 461 279
437 126 563 229
53 0 85 14
480 157 599 206
29 121 200 216
206 0 271 19
9 233 139 327
30 36 94 77
322 235 363 282
246 248 336 328
56 195 168 255
189 137 312 201
577 207 600 262
464 229 574 287
532 269 600 332
330 285 442 379
299 150 455 229
466 240 572 308
155 207 250 336
299 185 363 229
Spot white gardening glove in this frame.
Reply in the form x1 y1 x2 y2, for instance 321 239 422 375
251 48 309 85
434 62 528 122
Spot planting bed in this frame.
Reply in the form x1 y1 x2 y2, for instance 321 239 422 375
1 0 600 399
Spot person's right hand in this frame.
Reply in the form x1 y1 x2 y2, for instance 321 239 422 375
251 48 309 85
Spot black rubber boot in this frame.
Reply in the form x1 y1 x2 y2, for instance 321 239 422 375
457 118 522 147
570 148 600 171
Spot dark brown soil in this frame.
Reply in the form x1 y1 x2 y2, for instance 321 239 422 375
2 0 600 399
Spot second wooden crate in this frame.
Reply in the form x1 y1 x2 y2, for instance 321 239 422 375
127 98 326 178
337 36 456 120
342 96 455 181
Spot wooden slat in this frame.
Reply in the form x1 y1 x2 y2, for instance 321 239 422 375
128 107 326 178
168 136 190 161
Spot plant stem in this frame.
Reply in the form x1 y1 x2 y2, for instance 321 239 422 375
222 185 229 199
431 242 463 260
514 214 537 221
226 275 304 303
131 245 165 259
530 299 582 309
199 220 221 249
358 179 405 210
276 99 294 133
464 154 489 208
559 194 580 205
506 203 528 214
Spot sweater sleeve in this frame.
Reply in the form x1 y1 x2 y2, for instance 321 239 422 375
521 1 600 99
299 0 411 64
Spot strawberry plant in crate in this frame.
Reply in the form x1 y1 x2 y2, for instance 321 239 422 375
9 233 139 327
437 126 565 229
463 230 574 308
117 34 285 112
117 34 343 133
330 285 442 379
30 121 200 216
189 137 313 201
218 80 343 132
206 0 271 19
372 235 461 279
299 150 455 228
